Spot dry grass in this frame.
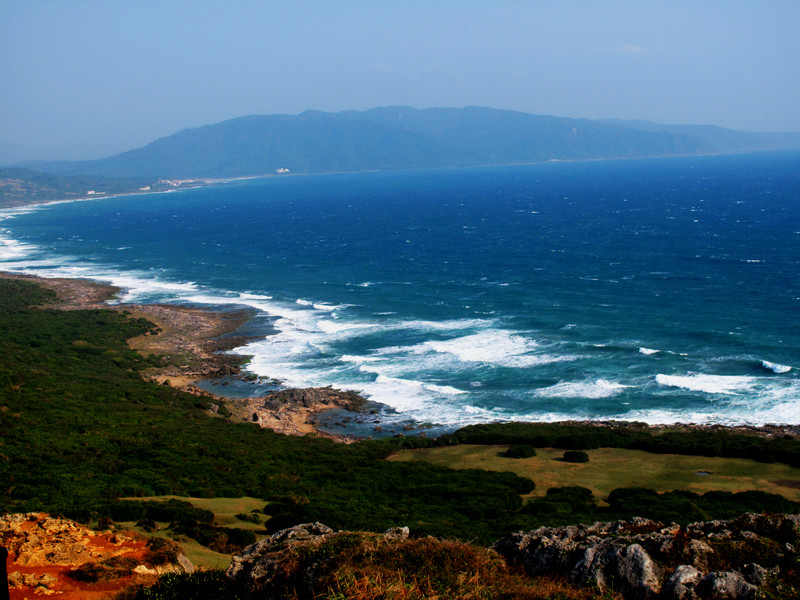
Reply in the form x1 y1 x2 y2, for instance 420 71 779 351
389 445 800 502
262 533 617 600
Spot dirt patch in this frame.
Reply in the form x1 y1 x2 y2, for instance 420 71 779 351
770 479 800 489
2 513 190 600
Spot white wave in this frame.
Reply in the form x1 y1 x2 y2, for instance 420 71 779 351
761 360 792 374
421 329 578 368
340 354 382 364
0 235 39 261
533 379 630 399
656 373 757 395
316 319 374 334
424 330 535 363
639 347 660 355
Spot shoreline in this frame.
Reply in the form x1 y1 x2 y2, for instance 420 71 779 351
2 149 788 213
0 271 362 442
3 270 799 443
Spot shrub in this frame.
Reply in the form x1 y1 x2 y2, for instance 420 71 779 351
562 450 589 463
503 444 537 459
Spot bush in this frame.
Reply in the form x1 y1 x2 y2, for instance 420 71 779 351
562 450 589 463
503 444 537 459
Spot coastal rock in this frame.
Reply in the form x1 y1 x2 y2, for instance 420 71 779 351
231 387 367 439
226 522 334 586
261 387 366 411
663 565 702 600
695 571 757 600
570 542 660 598
493 514 798 600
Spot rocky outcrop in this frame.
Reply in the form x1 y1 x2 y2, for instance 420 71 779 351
260 387 366 412
227 522 412 591
226 387 367 439
493 513 799 600
227 522 335 586
1 513 192 600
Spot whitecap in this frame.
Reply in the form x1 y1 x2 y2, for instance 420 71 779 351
655 373 756 395
639 347 660 355
761 360 792 374
533 379 630 399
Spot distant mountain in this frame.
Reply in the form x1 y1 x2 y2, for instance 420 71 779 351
21 107 800 179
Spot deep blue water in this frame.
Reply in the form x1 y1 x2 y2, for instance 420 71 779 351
2 151 799 429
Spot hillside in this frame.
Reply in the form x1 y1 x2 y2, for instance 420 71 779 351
0 167 165 208
21 107 800 179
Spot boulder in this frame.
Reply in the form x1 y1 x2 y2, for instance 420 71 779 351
492 515 799 600
572 542 660 599
663 565 702 600
226 522 334 586
695 571 757 600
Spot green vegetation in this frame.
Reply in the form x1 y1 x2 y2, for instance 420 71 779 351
0 278 533 545
562 450 589 463
503 444 537 459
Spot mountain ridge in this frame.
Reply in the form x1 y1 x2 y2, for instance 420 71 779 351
16 106 800 179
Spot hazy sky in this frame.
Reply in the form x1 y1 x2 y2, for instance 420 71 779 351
2 1 799 162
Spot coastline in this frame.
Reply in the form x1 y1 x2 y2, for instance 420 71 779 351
3 270 799 445
0 271 361 442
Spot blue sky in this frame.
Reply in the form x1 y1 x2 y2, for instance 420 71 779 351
1 0 799 161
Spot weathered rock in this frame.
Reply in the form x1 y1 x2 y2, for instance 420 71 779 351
383 526 410 541
695 571 757 600
663 565 702 600
571 542 660 599
493 515 799 600
2 512 191 598
177 553 195 574
262 388 365 411
226 522 334 586
0 513 102 566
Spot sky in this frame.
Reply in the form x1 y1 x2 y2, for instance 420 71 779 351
1 1 799 162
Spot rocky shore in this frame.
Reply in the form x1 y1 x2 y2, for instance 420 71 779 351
0 271 366 440
4 271 799 446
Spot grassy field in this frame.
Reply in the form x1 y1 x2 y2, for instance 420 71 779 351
119 496 268 568
389 445 800 503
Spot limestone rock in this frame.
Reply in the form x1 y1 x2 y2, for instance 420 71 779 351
663 565 702 600
493 515 798 600
384 526 410 541
696 571 757 600
226 522 334 586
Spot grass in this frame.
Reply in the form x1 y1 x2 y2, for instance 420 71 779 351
389 445 800 503
126 495 267 528
117 496 268 569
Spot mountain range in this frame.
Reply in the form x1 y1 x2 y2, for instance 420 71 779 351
15 106 800 180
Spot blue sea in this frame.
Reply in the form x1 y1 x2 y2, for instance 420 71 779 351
2 151 799 431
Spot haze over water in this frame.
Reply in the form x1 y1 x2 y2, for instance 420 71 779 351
2 151 799 430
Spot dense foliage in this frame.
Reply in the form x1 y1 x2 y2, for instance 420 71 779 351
0 279 532 543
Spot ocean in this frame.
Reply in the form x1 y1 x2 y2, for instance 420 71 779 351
2 151 799 434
